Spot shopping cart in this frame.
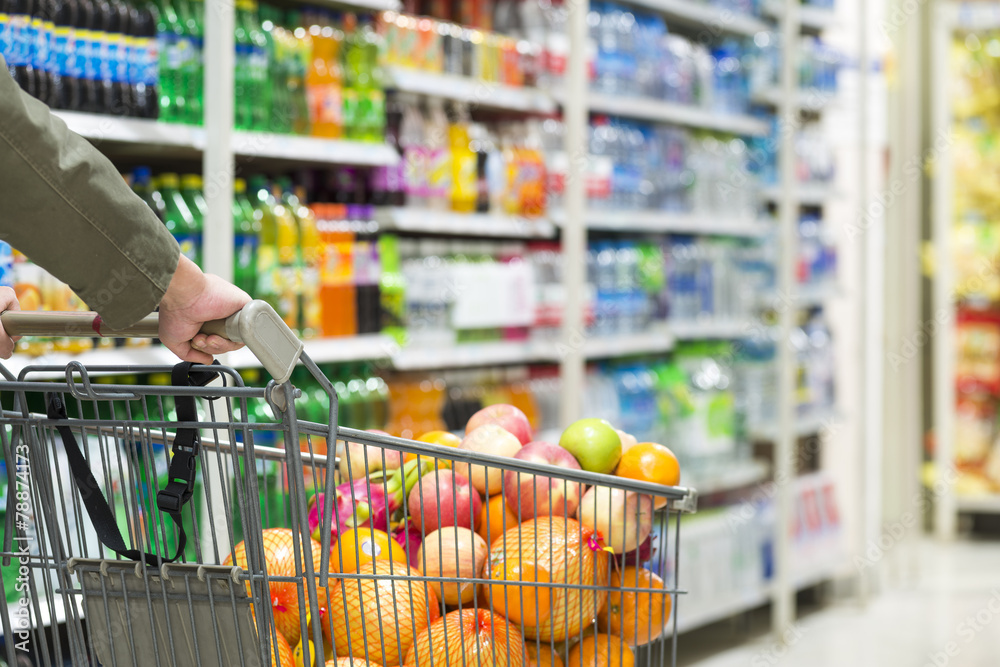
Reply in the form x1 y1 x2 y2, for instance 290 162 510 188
0 300 697 667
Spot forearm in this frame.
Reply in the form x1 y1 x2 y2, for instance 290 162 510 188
0 56 180 329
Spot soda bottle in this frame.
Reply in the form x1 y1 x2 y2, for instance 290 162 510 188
72 0 100 112
159 173 201 266
131 166 165 220
179 173 207 239
282 181 322 338
181 0 202 124
233 177 260 297
7 0 33 95
425 97 451 211
371 93 404 207
318 205 357 337
271 180 300 333
305 10 342 138
377 234 405 343
247 176 282 315
448 101 476 213
246 0 268 131
133 0 159 118
285 10 309 135
31 0 53 105
154 0 182 121
233 0 251 128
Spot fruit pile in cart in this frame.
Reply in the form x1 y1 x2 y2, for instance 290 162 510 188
226 403 683 667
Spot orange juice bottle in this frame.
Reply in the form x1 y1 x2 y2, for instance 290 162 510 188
318 207 358 337
306 19 344 138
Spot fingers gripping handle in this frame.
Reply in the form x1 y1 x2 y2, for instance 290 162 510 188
0 300 303 384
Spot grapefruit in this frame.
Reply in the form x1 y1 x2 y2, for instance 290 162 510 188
483 518 610 642
327 561 430 666
224 528 329 649
525 643 564 667
598 566 671 646
405 609 526 667
566 634 633 667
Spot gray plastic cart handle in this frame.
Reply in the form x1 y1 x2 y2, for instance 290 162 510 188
0 299 304 384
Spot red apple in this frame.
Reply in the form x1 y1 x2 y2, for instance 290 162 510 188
466 404 533 445
407 469 483 534
454 425 523 496
503 442 584 521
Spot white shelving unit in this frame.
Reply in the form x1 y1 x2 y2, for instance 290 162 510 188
585 92 771 136
761 183 835 206
375 208 557 238
39 0 860 650
384 67 558 113
670 319 757 340
552 209 773 237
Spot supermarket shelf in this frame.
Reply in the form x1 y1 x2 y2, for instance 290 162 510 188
553 209 772 237
761 183 836 206
758 282 839 309
583 329 675 358
376 208 557 238
585 92 771 137
54 111 205 155
748 408 839 441
623 0 771 36
328 0 399 10
392 340 559 370
385 67 557 113
670 319 756 340
761 1 837 31
231 131 399 167
957 495 1000 514
222 334 395 368
673 586 773 635
55 111 400 166
4 345 179 378
686 459 771 495
752 87 836 112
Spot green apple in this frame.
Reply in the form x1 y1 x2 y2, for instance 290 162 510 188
559 418 622 475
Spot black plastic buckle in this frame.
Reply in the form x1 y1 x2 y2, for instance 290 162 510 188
155 437 200 513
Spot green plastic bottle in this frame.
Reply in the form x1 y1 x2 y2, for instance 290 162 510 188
247 176 281 314
131 166 165 221
233 178 260 297
155 0 186 122
182 0 204 125
159 173 201 267
378 234 406 344
234 0 253 129
180 174 207 268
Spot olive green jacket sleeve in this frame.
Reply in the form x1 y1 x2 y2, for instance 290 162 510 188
0 56 180 330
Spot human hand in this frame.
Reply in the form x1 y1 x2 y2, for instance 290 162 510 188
158 255 251 364
0 287 21 359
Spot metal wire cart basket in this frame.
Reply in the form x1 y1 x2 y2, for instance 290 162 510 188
0 301 697 667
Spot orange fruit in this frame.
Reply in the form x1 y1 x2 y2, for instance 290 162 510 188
405 609 525 667
268 630 295 666
483 517 610 642
615 443 680 508
480 495 519 547
598 566 671 646
224 528 329 649
526 643 564 667
332 528 409 573
326 659 384 667
486 560 552 628
406 430 461 464
327 561 430 666
566 634 634 667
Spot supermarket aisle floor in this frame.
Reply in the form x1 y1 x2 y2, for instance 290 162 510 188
685 539 1000 667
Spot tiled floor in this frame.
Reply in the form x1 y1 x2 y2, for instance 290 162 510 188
683 539 1000 667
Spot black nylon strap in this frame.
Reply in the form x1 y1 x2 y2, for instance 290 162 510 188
45 361 220 566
